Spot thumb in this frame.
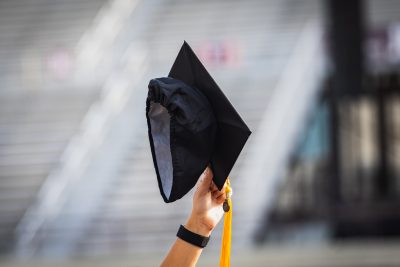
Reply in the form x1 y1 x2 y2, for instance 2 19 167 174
197 167 213 195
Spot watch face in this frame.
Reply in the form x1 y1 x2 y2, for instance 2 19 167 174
201 237 210 247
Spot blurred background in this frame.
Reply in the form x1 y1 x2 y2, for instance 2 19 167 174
0 0 400 266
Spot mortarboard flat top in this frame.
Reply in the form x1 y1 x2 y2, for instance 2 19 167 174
168 41 251 189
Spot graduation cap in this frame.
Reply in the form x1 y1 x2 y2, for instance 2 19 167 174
146 41 251 203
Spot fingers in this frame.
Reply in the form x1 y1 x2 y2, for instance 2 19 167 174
211 180 231 205
210 182 227 205
212 189 224 199
210 181 226 195
215 193 226 205
197 168 231 208
209 182 218 192
197 166 213 195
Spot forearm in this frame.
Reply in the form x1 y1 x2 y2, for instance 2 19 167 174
160 215 212 267
160 237 202 267
160 168 225 267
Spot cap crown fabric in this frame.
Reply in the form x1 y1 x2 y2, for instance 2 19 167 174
147 77 217 202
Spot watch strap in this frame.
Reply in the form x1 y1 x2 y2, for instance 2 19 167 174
177 225 210 248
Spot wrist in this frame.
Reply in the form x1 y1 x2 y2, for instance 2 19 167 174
185 214 212 237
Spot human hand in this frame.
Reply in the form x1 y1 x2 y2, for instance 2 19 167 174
185 167 226 236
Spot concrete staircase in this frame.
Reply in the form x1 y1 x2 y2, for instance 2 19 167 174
71 0 400 258
5 0 400 260
72 0 322 257
0 0 107 90
0 0 108 254
0 89 98 253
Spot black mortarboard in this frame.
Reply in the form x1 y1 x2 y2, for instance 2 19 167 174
146 41 251 203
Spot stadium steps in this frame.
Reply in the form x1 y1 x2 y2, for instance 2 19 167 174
0 0 109 254
0 0 107 89
11 0 400 259
72 0 321 256
0 89 98 253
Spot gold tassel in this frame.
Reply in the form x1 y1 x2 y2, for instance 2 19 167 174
219 178 232 267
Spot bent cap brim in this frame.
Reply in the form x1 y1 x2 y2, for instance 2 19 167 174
146 77 217 203
168 41 252 190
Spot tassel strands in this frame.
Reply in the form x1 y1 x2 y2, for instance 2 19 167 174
219 178 232 267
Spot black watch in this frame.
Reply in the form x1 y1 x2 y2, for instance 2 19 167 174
177 225 210 248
